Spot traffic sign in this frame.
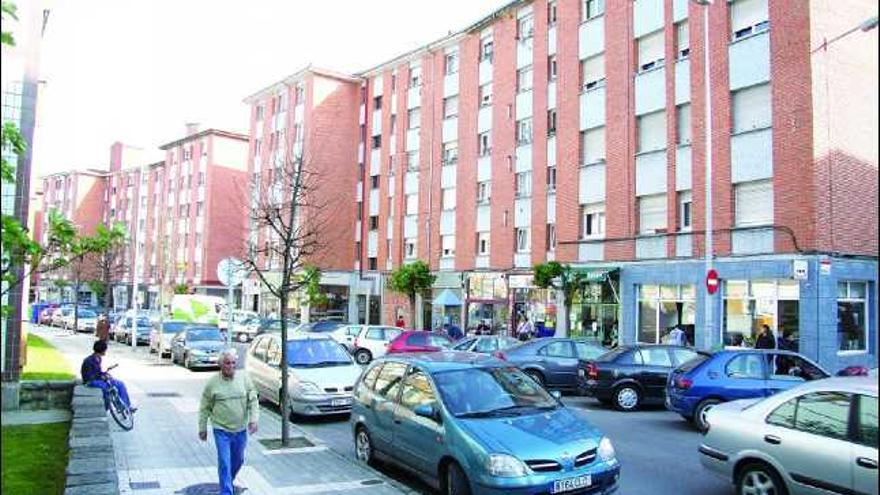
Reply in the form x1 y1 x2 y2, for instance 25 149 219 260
217 258 246 287
706 269 720 295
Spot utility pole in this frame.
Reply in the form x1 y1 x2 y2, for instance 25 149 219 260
130 167 145 349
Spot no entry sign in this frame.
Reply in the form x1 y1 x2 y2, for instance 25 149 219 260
706 269 720 295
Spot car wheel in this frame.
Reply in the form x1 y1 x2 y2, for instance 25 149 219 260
612 385 642 412
695 398 723 433
355 426 375 465
525 370 545 388
184 353 192 370
444 462 472 495
354 349 372 365
736 461 788 495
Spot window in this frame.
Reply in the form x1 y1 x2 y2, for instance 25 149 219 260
637 30 665 72
547 223 557 251
541 341 574 358
372 135 382 149
374 361 408 400
639 194 667 234
478 132 491 156
581 127 606 164
518 15 534 40
445 51 459 75
548 1 558 25
678 191 692 231
370 175 380 189
399 370 437 411
369 215 379 230
547 166 557 192
410 65 422 87
583 0 604 21
443 96 458 119
442 188 456 210
479 83 493 106
294 84 305 105
196 201 204 217
373 95 382 110
723 279 801 348
838 281 868 352
515 172 532 198
388 155 396 176
368 257 378 270
548 55 558 82
735 179 773 227
796 392 852 440
726 354 765 379
441 235 455 257
731 0 769 40
637 110 667 153
580 203 606 238
515 228 530 252
516 118 533 145
581 55 605 91
547 109 557 135
406 194 418 215
407 108 421 129
517 66 533 93
406 151 419 171
640 348 673 367
857 395 879 447
442 142 458 164
676 104 692 145
480 38 494 62
256 104 265 121
477 232 490 255
676 21 690 59
405 239 416 258
732 83 772 133
477 181 490 203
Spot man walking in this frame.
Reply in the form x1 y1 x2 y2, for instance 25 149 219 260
198 349 259 495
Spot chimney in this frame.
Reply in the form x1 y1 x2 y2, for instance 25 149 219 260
185 122 200 136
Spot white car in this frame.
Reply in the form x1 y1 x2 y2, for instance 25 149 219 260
73 309 99 333
245 334 362 416
700 376 877 495
350 325 403 365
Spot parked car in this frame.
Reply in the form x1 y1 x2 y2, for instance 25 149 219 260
149 320 189 357
351 326 404 365
322 324 367 352
699 376 877 495
71 309 99 333
246 334 362 416
666 349 830 432
258 319 300 334
387 330 453 357
52 306 74 327
350 352 622 494
577 344 699 411
493 338 608 392
113 315 154 345
170 326 225 370
294 320 343 334
451 335 520 354
229 315 264 343
38 306 59 326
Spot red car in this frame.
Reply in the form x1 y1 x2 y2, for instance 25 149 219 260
386 330 453 354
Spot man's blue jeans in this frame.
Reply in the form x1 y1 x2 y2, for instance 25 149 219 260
213 428 247 495
87 378 132 409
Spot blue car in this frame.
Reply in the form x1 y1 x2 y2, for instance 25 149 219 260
665 349 830 432
496 338 608 392
350 351 621 495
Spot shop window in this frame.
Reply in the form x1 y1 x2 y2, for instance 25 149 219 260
838 281 868 352
723 279 800 349
637 284 696 345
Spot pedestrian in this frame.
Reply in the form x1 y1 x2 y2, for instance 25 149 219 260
668 325 687 347
517 316 533 342
395 314 406 328
198 349 259 495
755 324 776 349
95 314 110 342
446 321 463 341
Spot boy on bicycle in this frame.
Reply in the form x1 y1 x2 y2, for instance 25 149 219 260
81 340 136 413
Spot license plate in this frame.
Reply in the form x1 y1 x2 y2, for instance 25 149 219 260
331 398 352 407
207 356 218 362
552 474 592 494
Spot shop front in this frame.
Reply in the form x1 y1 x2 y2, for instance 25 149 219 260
430 272 463 331
464 272 508 335
569 267 620 345
508 274 558 338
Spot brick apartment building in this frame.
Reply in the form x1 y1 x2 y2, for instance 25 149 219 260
36 127 250 310
244 0 877 370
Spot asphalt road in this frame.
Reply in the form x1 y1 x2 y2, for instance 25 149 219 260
49 331 732 495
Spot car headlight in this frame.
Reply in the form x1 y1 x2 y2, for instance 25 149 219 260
486 453 527 477
598 437 616 462
190 349 206 356
296 381 321 394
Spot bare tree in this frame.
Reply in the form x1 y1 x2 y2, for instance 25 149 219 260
240 146 330 446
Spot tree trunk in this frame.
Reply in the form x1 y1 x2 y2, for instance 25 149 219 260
279 288 291 447
409 293 416 330
558 293 570 338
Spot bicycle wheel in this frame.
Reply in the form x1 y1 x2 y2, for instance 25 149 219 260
107 388 134 431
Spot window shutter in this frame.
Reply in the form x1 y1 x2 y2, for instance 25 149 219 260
677 104 691 144
638 110 667 152
732 84 772 133
582 55 605 88
731 0 768 35
639 194 667 233
582 127 606 164
637 31 664 69
735 180 773 226
442 188 456 210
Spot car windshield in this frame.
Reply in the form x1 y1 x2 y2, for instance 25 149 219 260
77 310 97 318
162 322 187 333
286 339 352 367
433 366 558 418
187 328 223 341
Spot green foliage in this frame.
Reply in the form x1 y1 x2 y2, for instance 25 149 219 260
173 284 190 295
298 265 327 307
533 261 588 306
2 422 70 495
0 1 18 47
20 334 75 380
86 280 107 301
387 260 435 301
533 261 564 289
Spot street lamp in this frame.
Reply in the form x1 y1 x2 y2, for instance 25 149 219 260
692 0 714 349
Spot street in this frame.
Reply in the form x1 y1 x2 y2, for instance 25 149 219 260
44 327 731 495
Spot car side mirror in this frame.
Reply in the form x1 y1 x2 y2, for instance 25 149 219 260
414 404 441 423
550 390 562 401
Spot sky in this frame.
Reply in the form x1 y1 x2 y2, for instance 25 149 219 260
31 0 513 176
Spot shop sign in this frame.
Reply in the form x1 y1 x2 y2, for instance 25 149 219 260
467 273 507 299
320 272 351 286
820 259 831 276
792 260 808 280
508 274 534 289
433 272 462 288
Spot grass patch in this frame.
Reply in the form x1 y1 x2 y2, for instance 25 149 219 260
1 422 70 494
21 334 75 381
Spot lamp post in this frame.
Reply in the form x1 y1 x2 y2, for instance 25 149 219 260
693 0 714 349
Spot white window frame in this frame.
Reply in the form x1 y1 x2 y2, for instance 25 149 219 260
442 188 456 211
445 51 459 75
442 142 458 164
676 21 690 60
407 108 421 129
479 83 493 107
734 179 773 227
582 0 605 21
676 103 692 145
478 132 491 156
477 232 490 255
581 203 606 239
517 66 534 93
516 118 533 145
678 191 693 232
410 66 423 87
481 38 494 62
477 181 491 204
730 0 770 41
405 239 417 258
638 194 668 234
441 235 456 257
515 228 531 252
581 55 605 91
547 166 557 193
443 96 459 119
837 281 870 355
518 15 534 40
637 30 665 73
547 223 557 251
515 172 533 198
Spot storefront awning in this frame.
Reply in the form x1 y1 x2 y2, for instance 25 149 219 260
572 267 619 283
432 289 462 306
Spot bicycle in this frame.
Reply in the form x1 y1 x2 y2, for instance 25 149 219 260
100 364 134 431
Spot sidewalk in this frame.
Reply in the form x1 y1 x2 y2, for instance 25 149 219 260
31 326 407 495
